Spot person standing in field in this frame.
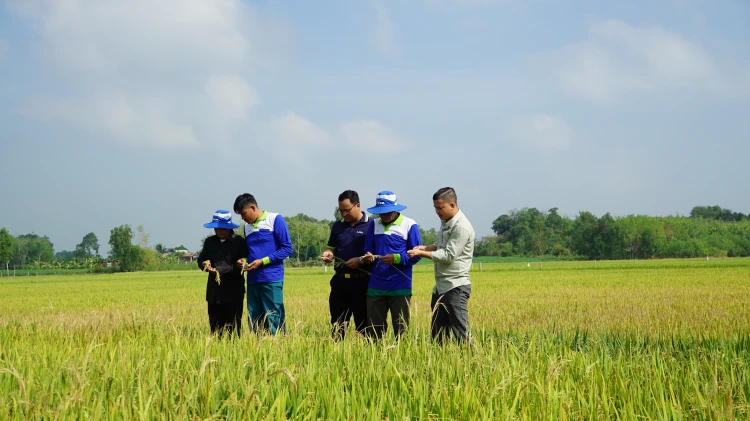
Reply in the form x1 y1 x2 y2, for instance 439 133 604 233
197 210 249 338
408 187 475 344
362 190 422 339
321 190 374 340
233 193 293 335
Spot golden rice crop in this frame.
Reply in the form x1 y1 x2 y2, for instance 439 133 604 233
1 258 749 420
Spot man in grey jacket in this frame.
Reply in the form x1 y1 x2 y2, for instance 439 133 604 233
408 187 475 344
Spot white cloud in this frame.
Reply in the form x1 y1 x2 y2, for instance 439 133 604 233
339 120 408 152
10 0 285 150
24 94 199 149
7 0 272 75
265 112 333 148
551 19 750 102
254 114 409 165
591 20 714 81
205 75 260 122
506 114 573 151
558 43 650 102
10 0 411 163
371 0 400 57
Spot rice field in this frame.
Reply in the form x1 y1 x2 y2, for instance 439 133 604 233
1 258 749 420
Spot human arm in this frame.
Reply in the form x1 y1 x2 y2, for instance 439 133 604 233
429 226 471 264
407 244 438 259
228 237 249 274
362 222 376 264
399 224 422 267
197 238 216 272
321 227 336 263
261 215 294 266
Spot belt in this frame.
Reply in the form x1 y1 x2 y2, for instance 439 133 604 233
339 272 369 279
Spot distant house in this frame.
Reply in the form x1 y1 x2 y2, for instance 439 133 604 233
102 260 119 268
175 250 196 264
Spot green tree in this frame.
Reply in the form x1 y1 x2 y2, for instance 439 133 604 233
492 208 558 256
545 208 574 256
75 232 100 258
420 227 438 247
286 213 333 264
55 250 76 261
108 225 145 272
0 227 16 275
571 211 599 259
473 235 513 257
13 234 54 265
690 205 748 222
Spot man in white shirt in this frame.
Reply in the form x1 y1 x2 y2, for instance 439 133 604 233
408 187 475 344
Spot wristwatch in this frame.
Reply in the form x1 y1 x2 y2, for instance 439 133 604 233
359 257 364 264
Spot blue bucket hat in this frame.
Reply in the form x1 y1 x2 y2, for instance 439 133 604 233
203 210 239 229
367 191 407 214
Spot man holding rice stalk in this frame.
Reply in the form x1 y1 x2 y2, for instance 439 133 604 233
233 193 293 335
362 190 422 339
408 187 475 344
321 190 373 340
197 210 249 338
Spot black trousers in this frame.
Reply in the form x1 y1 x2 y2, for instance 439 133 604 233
431 284 471 344
366 295 411 340
207 301 243 338
329 273 369 340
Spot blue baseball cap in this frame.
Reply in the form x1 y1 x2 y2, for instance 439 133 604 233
366 191 407 214
203 210 239 229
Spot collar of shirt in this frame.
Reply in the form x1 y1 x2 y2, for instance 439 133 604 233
337 212 369 229
441 209 463 229
252 210 268 228
355 212 369 225
379 213 404 231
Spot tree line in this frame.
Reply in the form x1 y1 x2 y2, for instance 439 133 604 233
0 225 189 273
1 205 747 273
476 206 750 259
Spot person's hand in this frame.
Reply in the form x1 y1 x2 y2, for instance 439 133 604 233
244 259 264 272
344 257 360 269
362 252 375 264
321 250 334 263
379 254 395 265
407 246 426 258
203 261 216 272
236 258 247 269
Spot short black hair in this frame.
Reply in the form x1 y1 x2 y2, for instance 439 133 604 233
233 193 258 214
432 187 457 204
338 190 360 205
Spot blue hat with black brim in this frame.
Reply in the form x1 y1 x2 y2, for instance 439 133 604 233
203 210 239 229
366 191 407 214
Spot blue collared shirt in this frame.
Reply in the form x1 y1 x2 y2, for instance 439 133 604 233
327 213 373 274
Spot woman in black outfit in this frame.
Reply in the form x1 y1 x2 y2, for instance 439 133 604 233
197 210 248 337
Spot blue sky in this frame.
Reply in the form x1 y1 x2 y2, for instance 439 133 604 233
1 0 748 254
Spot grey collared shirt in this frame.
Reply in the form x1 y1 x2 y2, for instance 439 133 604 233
431 209 475 295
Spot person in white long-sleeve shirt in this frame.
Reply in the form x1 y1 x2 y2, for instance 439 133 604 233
408 187 475 344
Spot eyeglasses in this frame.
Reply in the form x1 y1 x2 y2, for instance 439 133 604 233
339 205 358 215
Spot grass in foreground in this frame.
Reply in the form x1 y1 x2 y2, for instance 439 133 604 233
1 259 749 420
